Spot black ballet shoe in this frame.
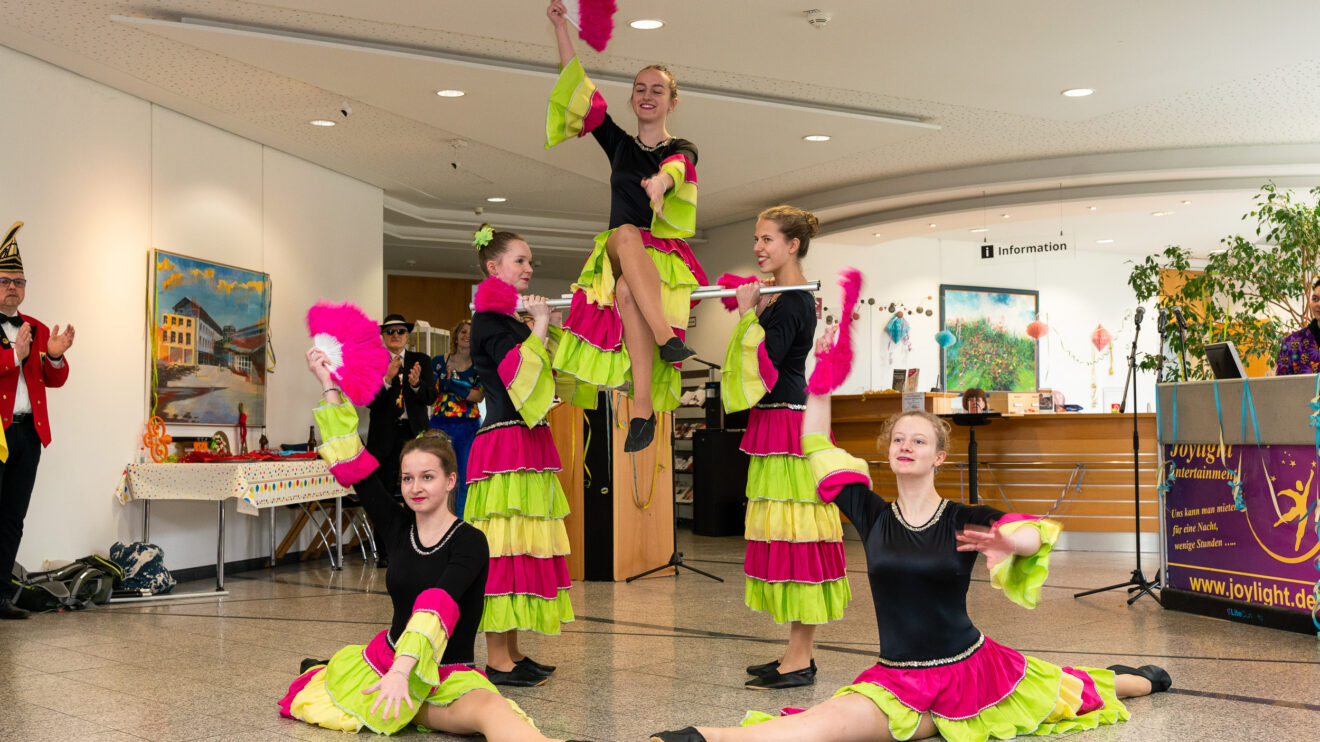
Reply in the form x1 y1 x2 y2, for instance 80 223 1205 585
515 656 556 676
659 337 697 364
746 657 815 676
299 658 328 674
1106 664 1172 693
744 663 816 689
650 728 707 742
485 664 549 687
624 414 657 452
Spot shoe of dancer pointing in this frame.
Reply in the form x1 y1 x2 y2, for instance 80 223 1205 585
544 0 706 452
282 348 572 741
650 326 1170 742
718 207 849 690
467 225 573 685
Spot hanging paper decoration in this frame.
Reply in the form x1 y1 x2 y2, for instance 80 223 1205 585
562 0 618 52
885 314 909 343
1091 324 1112 352
1026 319 1049 339
935 329 957 348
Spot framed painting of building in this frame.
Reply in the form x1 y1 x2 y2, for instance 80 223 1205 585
939 284 1038 392
150 250 271 425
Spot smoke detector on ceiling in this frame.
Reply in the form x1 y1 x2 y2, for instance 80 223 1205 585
802 9 831 28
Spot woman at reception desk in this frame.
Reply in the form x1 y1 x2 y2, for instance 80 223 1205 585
1275 278 1320 375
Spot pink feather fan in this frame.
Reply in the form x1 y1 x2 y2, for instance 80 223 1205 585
716 273 761 312
807 268 863 395
306 302 391 406
563 0 617 52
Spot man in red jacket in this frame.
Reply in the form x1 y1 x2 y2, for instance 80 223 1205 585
0 222 74 619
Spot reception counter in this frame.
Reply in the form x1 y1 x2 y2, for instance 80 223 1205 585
830 393 1158 543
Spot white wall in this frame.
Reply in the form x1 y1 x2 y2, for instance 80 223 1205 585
0 45 383 572
687 220 1158 411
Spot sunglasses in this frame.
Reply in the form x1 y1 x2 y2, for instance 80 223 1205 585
382 328 409 336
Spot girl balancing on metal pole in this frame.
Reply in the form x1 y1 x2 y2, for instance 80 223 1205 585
544 0 706 452
718 206 850 689
651 324 1170 742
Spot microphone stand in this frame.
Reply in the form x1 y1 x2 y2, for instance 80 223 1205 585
1075 309 1161 605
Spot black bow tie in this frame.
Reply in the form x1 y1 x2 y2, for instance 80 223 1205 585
0 315 21 328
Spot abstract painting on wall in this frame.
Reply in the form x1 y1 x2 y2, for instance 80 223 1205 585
151 250 271 425
939 284 1038 392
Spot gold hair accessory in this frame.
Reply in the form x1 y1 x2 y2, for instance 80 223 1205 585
473 226 494 249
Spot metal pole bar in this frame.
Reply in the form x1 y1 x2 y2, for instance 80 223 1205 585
216 500 226 592
471 280 822 311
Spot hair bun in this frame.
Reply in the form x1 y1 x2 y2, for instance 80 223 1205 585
805 212 821 237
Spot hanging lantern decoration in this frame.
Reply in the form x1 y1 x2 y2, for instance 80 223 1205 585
935 328 958 348
1091 324 1112 352
1026 318 1049 339
885 314 909 343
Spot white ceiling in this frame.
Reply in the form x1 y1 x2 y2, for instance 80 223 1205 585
4 1 1320 278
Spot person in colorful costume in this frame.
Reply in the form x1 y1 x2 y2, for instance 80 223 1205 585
282 348 570 741
651 328 1170 742
720 206 848 689
1275 278 1320 375
431 319 483 518
468 225 574 686
544 0 706 452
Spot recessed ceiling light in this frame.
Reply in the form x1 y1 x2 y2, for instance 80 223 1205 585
486 196 507 203
436 89 466 98
928 223 937 228
1181 199 1191 205
969 227 989 233
1001 214 1010 219
1088 206 1097 211
309 119 335 127
1062 88 1094 97
1096 239 1114 244
803 134 831 142
872 232 883 238
1151 210 1172 217
629 19 664 30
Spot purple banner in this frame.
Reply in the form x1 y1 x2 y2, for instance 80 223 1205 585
1163 443 1319 615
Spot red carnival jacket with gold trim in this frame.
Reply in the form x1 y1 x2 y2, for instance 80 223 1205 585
0 314 70 446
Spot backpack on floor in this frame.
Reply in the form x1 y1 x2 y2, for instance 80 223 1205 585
9 555 122 612
109 541 176 595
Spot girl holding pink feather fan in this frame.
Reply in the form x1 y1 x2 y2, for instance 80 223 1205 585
718 206 854 690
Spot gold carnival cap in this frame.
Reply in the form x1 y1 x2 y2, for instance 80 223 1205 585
0 221 23 273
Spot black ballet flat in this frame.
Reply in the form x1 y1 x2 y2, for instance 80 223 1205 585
746 657 815 676
516 656 556 676
1107 664 1172 693
650 728 707 742
659 337 697 364
299 658 328 674
624 414 657 452
744 663 816 689
485 664 549 687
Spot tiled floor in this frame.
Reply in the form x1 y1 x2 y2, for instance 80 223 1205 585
2 531 1318 741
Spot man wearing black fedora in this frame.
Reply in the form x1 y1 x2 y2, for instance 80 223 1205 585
365 314 435 566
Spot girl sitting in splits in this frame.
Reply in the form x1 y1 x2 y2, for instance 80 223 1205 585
279 347 578 741
652 325 1170 742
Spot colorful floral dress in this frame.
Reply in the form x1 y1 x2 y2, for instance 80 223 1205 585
741 435 1129 741
1275 322 1320 375
545 57 708 412
430 354 482 518
723 290 850 624
279 401 533 735
465 276 574 635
